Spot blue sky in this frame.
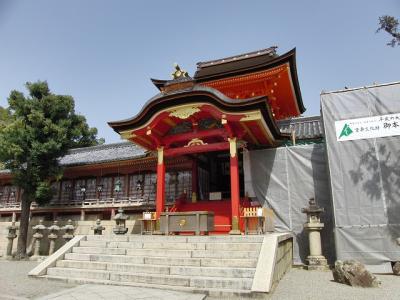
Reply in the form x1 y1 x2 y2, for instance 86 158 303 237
0 0 399 143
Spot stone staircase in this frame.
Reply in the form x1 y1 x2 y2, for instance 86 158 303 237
42 235 265 298
30 233 293 298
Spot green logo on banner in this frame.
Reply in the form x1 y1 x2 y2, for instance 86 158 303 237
339 123 353 138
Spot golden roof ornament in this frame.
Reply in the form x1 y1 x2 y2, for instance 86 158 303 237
171 63 189 79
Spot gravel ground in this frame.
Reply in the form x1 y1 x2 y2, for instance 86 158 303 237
0 260 76 299
0 261 399 300
270 267 400 300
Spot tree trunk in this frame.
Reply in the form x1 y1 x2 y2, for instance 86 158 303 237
16 194 31 260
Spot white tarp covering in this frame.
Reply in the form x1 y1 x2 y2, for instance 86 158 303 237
321 82 400 272
244 144 335 265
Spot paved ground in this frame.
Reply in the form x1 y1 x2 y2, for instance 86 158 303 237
0 260 205 300
37 285 205 300
270 268 400 300
0 261 76 300
1 261 400 300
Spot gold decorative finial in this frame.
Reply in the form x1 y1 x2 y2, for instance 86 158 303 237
171 63 189 79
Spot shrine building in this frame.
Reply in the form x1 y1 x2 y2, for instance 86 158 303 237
0 47 321 235
108 46 305 234
1 46 399 274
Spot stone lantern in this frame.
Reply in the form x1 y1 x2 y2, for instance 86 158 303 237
92 219 105 235
6 221 18 258
113 208 128 235
301 198 328 270
32 220 46 257
47 220 60 255
62 219 75 242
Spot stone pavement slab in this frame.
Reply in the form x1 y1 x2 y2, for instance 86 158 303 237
0 261 76 300
36 284 206 300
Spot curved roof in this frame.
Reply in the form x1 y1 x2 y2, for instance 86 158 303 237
194 46 279 79
59 142 147 167
196 48 305 115
108 85 282 140
150 48 305 116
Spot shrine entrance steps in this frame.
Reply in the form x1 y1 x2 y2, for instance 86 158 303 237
29 233 293 299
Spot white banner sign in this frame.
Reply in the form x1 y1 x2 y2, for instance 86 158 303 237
335 113 400 141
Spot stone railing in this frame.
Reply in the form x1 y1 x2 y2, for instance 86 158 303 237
0 197 155 211
252 233 293 294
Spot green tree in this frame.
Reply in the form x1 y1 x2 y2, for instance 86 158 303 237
0 106 13 128
0 106 13 169
0 81 103 259
377 15 400 47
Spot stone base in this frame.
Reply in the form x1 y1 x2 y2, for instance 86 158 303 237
151 230 164 235
229 229 241 235
30 255 47 262
306 256 329 271
113 228 128 235
393 261 400 275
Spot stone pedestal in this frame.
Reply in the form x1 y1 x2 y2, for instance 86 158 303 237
302 198 328 271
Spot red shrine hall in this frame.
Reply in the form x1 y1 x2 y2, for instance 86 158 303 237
109 47 305 234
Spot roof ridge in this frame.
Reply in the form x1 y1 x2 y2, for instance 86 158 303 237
67 141 134 154
196 46 278 68
278 115 321 122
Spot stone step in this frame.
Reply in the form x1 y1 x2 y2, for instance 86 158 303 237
169 266 255 278
190 276 253 290
142 242 206 250
56 260 108 270
47 267 110 281
125 248 259 259
126 248 193 258
86 235 130 242
64 252 258 268
79 240 109 248
200 258 258 268
80 240 261 252
143 256 201 266
109 272 190 287
47 267 253 290
85 235 183 242
186 236 264 243
85 234 264 244
191 250 259 259
57 260 171 275
72 247 126 255
107 241 207 250
47 267 190 287
79 240 144 249
43 275 263 299
57 259 255 278
204 243 261 251
65 253 145 264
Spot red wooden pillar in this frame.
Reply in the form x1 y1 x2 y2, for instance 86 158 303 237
229 137 241 234
191 156 198 203
156 147 165 218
